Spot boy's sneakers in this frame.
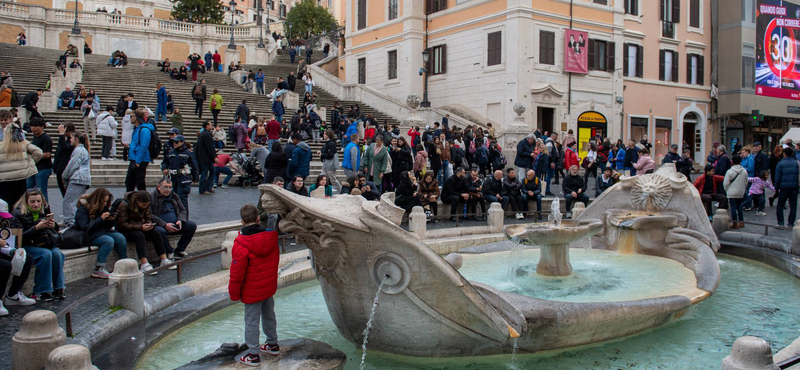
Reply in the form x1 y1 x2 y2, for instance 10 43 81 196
30 292 54 302
161 258 177 270
4 292 36 306
237 353 261 367
140 263 157 275
260 343 280 356
0 301 7 316
92 267 112 279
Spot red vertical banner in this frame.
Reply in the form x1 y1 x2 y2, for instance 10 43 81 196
564 29 589 74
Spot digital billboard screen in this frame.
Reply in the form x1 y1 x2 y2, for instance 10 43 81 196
757 0 800 100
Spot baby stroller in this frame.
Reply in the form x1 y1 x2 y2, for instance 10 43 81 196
233 153 263 188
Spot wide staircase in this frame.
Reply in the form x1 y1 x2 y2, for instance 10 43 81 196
0 43 405 187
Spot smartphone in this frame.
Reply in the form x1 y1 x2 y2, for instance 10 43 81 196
46 213 54 221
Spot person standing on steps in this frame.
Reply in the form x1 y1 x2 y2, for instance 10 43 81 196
204 50 213 72
302 73 314 94
189 52 201 81
271 95 285 124
255 69 265 95
235 100 250 123
266 115 281 151
289 47 297 64
192 79 207 118
53 123 75 197
125 110 155 192
319 129 342 192
212 50 221 72
96 106 118 161
61 132 91 227
156 83 168 123
22 89 43 121
209 89 224 127
81 91 100 142
26 118 53 202
305 46 313 64
287 71 296 92
196 120 218 195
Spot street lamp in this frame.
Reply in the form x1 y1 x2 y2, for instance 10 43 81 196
266 0 271 33
256 0 265 48
228 0 237 50
71 0 80 35
420 49 431 108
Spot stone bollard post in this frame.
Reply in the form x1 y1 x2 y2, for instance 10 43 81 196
571 203 586 219
712 208 731 236
488 202 504 232
12 310 66 370
444 253 463 270
108 259 144 318
66 34 85 64
221 230 238 269
792 225 800 254
408 206 427 240
721 336 779 370
46 344 98 370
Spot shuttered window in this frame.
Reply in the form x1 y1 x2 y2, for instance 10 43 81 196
487 31 502 66
357 0 366 30
388 0 398 20
625 0 638 15
539 31 555 65
623 43 643 78
689 0 700 28
358 58 366 84
429 44 446 75
588 39 615 72
426 0 447 14
660 0 680 23
659 49 679 82
388 50 397 80
686 53 704 85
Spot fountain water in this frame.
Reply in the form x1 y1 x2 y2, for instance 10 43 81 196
549 197 562 226
507 238 525 280
360 276 388 370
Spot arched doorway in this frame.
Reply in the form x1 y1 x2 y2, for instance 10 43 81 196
683 112 698 161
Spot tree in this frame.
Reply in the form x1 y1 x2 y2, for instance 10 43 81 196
171 0 224 24
284 0 339 39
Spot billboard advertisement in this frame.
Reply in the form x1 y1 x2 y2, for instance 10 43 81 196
756 0 800 100
564 29 588 74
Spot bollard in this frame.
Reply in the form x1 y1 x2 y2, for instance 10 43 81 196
444 253 463 270
409 206 427 240
721 336 779 370
12 310 66 370
792 224 800 254
712 208 731 236
488 202 504 232
108 258 144 318
571 203 586 219
46 344 98 370
221 230 238 269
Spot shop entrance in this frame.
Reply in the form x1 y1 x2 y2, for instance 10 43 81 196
537 107 555 135
577 111 607 159
683 113 697 161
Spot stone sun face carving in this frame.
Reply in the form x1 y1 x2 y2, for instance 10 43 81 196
279 208 348 284
631 174 673 211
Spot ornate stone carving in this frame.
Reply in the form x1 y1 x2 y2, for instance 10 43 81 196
279 208 348 283
631 174 674 211
513 102 526 116
406 94 421 110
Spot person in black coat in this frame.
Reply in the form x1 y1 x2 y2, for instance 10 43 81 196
391 139 413 191
502 168 523 218
195 120 218 195
563 165 589 216
264 141 288 184
53 123 76 197
676 149 694 179
74 188 127 278
441 167 470 221
287 72 297 91
234 100 250 122
394 171 421 212
662 144 681 164
23 89 43 120
520 169 542 220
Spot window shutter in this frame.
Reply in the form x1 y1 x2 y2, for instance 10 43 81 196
623 44 629 76
440 0 447 11
672 0 680 23
606 41 615 72
633 0 638 15
588 39 596 70
487 32 501 66
659 49 665 80
636 45 644 78
686 53 692 83
441 44 447 74
690 0 700 27
672 51 679 82
426 0 432 15
357 0 366 30
660 0 665 20
697 55 704 85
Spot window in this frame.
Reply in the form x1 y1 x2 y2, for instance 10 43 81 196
358 58 366 84
742 56 754 89
387 50 397 80
588 39 615 72
594 0 607 4
686 53 704 85
328 0 332 7
660 0 680 23
428 44 446 75
659 50 679 82
689 0 700 28
388 0 398 20
357 0 366 30
487 31 502 66
742 0 755 22
623 43 643 77
317 0 321 5
539 31 555 65
267 0 273 10
625 0 638 15
279 3 286 17
426 0 446 14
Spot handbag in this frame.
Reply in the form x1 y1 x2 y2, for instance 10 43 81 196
31 228 62 249
580 157 591 169
58 227 88 250
88 110 96 119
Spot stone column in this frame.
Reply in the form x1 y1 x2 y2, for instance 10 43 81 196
488 202 504 232
408 206 427 240
712 208 731 236
12 310 66 370
108 258 144 318
537 244 572 276
224 48 240 71
67 34 86 64
252 47 271 66
221 230 238 269
721 336 779 370
46 344 98 370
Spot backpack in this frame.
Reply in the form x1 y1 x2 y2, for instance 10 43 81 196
476 146 489 165
144 126 162 160
257 125 266 136
498 152 508 167
469 140 476 154
10 89 20 107
109 198 128 214
193 84 202 96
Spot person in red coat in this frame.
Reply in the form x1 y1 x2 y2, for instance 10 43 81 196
229 204 281 366
563 141 580 171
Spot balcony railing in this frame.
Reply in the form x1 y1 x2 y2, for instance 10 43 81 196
662 21 675 38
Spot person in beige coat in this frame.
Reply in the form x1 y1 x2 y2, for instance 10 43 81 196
0 123 43 205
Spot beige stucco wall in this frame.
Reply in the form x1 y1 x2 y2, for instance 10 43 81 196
125 6 142 16
153 8 171 19
17 0 53 9
0 24 25 45
65 1 83 11
59 30 92 49
160 40 190 64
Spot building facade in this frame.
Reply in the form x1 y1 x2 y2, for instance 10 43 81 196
336 0 715 163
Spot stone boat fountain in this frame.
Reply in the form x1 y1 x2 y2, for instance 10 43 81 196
257 164 720 357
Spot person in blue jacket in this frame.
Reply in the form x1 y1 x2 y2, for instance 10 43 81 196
271 96 285 123
775 146 800 226
255 70 265 95
126 112 155 192
289 47 297 64
156 83 168 122
342 118 359 148
204 51 212 72
287 134 311 182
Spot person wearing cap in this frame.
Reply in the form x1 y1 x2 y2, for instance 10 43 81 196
96 105 118 161
161 134 198 213
662 144 681 164
515 134 536 181
0 198 36 315
163 127 180 159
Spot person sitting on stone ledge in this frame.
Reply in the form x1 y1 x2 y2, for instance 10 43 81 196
74 188 127 279
152 178 197 261
57 86 76 110
693 164 727 220
394 171 421 212
0 199 35 315
595 167 619 197
482 170 508 210
354 174 380 201
562 165 589 218
442 167 470 222
116 190 173 274
503 168 524 220
521 169 542 220
13 189 65 302
287 175 308 197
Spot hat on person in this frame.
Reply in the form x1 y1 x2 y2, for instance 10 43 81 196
670 144 679 149
168 127 180 135
0 199 12 219
754 141 762 146
174 135 185 142
713 142 720 146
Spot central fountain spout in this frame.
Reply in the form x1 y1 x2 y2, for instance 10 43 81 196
504 219 603 276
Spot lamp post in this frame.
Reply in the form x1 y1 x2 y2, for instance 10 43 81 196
256 0 265 48
71 0 80 34
266 0 270 33
228 0 237 50
420 49 431 108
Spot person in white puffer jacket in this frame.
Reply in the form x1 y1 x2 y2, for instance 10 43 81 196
96 106 118 160
121 109 134 161
724 154 749 229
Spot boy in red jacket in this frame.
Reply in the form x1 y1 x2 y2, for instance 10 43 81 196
229 204 281 366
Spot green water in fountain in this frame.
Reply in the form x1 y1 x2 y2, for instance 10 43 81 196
135 254 800 370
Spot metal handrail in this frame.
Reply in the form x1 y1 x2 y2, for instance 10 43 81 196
56 281 118 337
737 221 791 236
144 247 226 283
